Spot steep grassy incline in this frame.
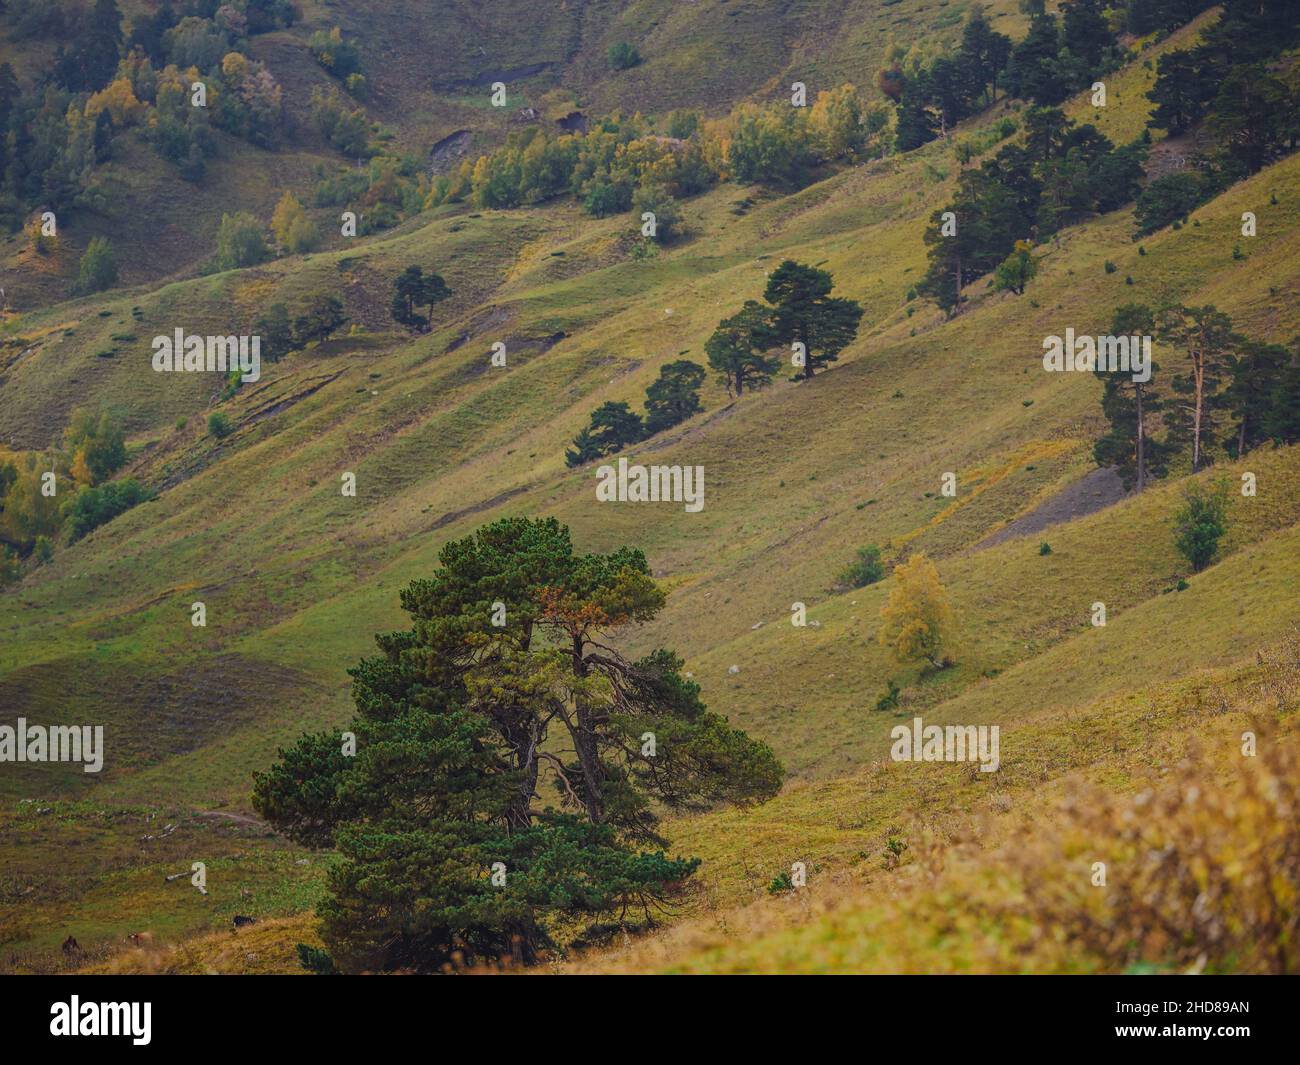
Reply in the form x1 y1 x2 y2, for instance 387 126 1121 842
0 0 1028 307
291 0 1032 143
3 15 1299 968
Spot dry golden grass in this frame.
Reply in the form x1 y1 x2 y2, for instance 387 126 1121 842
559 637 1300 974
80 915 322 976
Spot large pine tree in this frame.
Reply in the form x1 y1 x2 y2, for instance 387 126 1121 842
705 300 779 396
254 518 782 971
763 260 863 379
643 360 706 435
1161 305 1237 472
1093 304 1168 491
1222 337 1291 457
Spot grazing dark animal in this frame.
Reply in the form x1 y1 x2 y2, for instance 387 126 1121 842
232 915 256 928
61 935 81 956
126 931 154 947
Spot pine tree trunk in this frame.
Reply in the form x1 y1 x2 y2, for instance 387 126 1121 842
1192 349 1204 472
1135 383 1146 492
1190 321 1206 475
570 635 604 823
508 747 539 829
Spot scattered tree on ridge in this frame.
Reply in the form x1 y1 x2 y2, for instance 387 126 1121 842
643 360 706 436
565 401 645 467
390 266 451 333
878 553 956 670
1092 303 1168 492
1173 479 1229 572
763 260 863 381
1161 305 1236 473
705 300 779 397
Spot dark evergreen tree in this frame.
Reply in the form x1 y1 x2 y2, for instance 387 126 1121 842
565 401 644 466
1147 50 1204 135
1022 105 1071 163
643 360 705 435
920 108 1147 312
919 166 1032 314
294 295 348 346
0 62 19 189
245 0 297 34
55 0 123 92
128 2 179 64
1221 338 1290 457
705 300 779 396
92 108 113 163
1162 305 1237 472
0 63 19 132
763 260 863 379
1207 64 1288 177
255 303 295 362
1006 14 1071 107
253 517 783 972
1092 304 1167 491
894 78 939 152
1127 0 1210 35
1061 0 1112 71
927 55 980 135
390 266 451 333
1134 171 1210 236
959 7 1013 105
564 426 601 468
1264 346 1300 444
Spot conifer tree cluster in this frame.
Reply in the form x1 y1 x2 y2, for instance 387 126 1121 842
919 107 1146 313
1138 0 1300 230
1093 305 1300 490
565 361 707 467
566 261 862 466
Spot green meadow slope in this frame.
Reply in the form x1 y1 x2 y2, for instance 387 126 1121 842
2 4 1298 971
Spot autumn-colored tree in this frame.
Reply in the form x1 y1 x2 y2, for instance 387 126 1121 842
69 450 94 487
878 552 956 669
85 77 144 127
992 239 1037 295
270 191 320 254
62 407 127 485
808 85 868 161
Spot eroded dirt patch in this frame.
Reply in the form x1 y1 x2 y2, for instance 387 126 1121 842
974 467 1129 550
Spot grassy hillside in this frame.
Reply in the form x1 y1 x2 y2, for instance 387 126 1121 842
0 0 1029 308
2 2 1299 974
